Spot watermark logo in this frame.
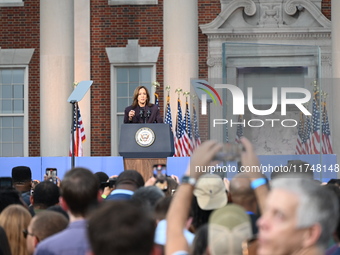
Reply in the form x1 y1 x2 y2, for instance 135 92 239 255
191 80 312 128
191 80 311 116
190 80 222 115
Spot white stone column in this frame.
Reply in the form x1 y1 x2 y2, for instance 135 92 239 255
164 0 198 124
74 0 91 156
40 0 74 156
332 0 340 163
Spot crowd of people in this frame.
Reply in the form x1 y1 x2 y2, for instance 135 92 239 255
0 137 340 255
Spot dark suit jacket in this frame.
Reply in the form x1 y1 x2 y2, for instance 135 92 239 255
124 104 163 123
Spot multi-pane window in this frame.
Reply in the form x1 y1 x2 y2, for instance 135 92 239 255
0 0 24 7
116 66 152 139
0 68 25 156
107 40 159 155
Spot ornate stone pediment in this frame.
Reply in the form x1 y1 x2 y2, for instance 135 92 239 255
201 0 331 35
200 0 333 154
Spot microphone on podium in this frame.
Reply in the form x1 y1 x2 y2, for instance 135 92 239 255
146 109 151 122
140 109 145 123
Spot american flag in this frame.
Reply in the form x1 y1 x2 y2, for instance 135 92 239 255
183 100 193 156
311 93 321 154
295 113 305 155
235 115 244 144
192 105 201 149
154 93 159 109
164 97 173 129
184 101 192 140
69 105 86 157
174 99 184 157
174 99 191 157
321 101 333 154
303 116 312 154
164 96 177 156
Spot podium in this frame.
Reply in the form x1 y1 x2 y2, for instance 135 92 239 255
119 123 174 180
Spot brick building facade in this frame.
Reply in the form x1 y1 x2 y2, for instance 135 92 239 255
0 0 334 157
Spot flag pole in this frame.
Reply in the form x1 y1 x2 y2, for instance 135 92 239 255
166 86 171 103
175 88 182 96
165 85 170 117
67 80 93 169
70 101 78 168
70 82 79 169
183 91 190 136
152 81 160 92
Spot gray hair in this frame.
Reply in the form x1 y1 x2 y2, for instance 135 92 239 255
131 186 165 210
271 178 339 250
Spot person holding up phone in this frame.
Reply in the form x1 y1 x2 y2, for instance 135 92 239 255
29 181 60 216
44 168 61 187
45 168 57 184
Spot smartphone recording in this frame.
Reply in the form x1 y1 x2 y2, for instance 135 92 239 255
153 164 168 191
100 177 117 190
213 143 244 162
46 168 57 184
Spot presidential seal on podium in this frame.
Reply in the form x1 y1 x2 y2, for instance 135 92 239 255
135 127 155 147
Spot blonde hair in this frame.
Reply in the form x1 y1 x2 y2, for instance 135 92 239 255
0 204 32 255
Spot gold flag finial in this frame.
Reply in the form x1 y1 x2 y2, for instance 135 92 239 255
312 80 319 92
73 81 79 88
152 81 160 88
183 91 190 102
175 88 183 96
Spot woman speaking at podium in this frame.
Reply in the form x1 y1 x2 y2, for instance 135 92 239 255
124 86 163 123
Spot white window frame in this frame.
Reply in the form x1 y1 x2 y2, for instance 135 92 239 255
0 0 24 7
108 0 157 5
0 48 34 157
106 40 160 156
0 66 29 157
